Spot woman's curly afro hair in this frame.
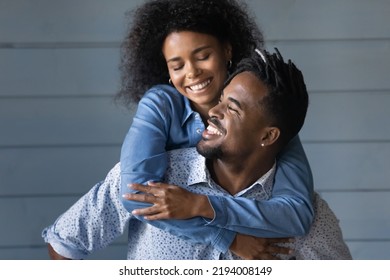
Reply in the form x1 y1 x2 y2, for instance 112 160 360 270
117 0 264 105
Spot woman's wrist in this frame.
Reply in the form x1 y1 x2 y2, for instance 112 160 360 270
193 194 214 219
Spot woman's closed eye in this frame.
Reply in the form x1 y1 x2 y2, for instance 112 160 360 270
197 53 210 61
170 64 184 71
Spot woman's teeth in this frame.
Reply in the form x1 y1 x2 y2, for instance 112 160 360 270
189 79 211 91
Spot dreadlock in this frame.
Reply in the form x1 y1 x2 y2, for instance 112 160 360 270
226 48 309 144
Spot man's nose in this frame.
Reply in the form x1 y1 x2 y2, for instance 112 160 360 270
209 102 223 119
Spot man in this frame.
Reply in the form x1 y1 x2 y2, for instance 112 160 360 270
43 49 351 260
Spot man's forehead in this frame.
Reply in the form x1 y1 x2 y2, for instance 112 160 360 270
223 72 267 103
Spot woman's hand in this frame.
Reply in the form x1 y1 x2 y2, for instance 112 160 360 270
230 234 293 260
123 182 214 220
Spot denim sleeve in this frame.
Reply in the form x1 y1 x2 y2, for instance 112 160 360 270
119 87 235 252
120 90 170 196
206 135 314 237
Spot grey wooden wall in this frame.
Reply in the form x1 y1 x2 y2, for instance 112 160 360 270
0 0 389 260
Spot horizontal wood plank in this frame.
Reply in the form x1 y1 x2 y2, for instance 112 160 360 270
301 91 390 141
0 48 120 96
267 40 390 92
0 196 128 248
0 97 133 146
304 142 390 191
2 41 389 97
1 0 389 43
2 91 389 147
250 0 390 41
319 192 390 241
345 241 390 260
0 0 141 44
0 147 121 196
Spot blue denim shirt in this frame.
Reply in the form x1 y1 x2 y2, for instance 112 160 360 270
120 85 314 252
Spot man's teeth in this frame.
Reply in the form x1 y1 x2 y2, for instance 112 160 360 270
189 79 211 91
207 125 223 136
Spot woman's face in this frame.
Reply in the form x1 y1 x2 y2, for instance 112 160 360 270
162 31 232 112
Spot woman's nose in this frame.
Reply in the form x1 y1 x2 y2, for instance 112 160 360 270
186 63 201 79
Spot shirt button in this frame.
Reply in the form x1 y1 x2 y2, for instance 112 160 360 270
196 128 202 134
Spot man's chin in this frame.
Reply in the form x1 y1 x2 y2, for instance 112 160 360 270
196 143 222 159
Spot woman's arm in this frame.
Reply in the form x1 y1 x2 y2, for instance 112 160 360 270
207 135 314 236
119 85 236 252
120 85 205 207
125 136 314 237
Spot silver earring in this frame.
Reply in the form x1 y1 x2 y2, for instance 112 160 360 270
227 60 232 69
261 143 265 147
168 78 172 85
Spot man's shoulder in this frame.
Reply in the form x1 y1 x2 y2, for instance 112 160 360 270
167 147 199 161
164 148 206 186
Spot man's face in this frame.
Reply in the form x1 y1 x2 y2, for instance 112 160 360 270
197 71 272 160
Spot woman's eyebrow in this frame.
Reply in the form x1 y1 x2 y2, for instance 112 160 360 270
166 45 212 63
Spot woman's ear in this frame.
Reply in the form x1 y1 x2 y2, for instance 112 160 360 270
260 127 280 147
224 43 233 61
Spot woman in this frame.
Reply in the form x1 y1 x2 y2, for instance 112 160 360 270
119 0 313 241
44 0 313 259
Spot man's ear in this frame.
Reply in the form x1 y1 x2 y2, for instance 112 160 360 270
260 127 280 147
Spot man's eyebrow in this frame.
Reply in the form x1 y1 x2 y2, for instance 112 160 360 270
228 96 242 110
166 46 211 63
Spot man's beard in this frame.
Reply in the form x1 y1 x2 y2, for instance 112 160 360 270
196 140 223 159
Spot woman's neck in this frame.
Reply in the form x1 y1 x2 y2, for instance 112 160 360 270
191 102 216 125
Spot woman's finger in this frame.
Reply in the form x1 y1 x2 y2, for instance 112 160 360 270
129 183 161 195
123 193 156 203
132 206 158 216
268 244 292 255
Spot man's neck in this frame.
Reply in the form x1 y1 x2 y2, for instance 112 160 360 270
207 155 275 195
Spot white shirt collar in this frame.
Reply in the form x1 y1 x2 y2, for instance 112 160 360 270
168 148 275 197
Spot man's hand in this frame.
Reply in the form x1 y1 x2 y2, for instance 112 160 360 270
47 244 71 260
123 182 214 220
230 234 293 260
